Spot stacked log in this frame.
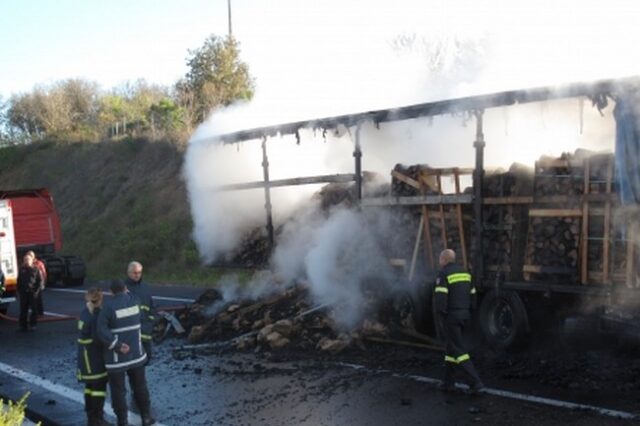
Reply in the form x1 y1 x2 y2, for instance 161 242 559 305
523 152 585 283
482 164 533 281
391 164 471 271
523 150 624 284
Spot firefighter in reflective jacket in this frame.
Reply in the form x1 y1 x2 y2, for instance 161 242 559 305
434 249 484 393
77 287 108 425
125 261 155 362
97 279 155 426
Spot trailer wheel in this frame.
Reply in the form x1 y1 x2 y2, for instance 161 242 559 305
62 256 86 287
479 290 529 350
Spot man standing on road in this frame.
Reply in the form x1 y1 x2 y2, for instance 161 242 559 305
434 249 485 394
26 251 47 315
77 287 109 425
125 261 155 362
97 279 155 426
17 253 42 332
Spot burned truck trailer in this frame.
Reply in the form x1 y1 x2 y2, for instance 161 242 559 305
202 76 640 349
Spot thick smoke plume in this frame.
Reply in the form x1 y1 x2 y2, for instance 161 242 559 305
271 202 400 328
184 1 638 326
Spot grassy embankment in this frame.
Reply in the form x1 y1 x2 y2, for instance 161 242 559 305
0 139 250 286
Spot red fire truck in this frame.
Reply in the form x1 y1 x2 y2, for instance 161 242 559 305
0 189 86 314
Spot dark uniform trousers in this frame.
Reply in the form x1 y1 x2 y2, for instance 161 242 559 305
441 311 482 387
109 365 151 423
18 291 38 329
84 379 108 423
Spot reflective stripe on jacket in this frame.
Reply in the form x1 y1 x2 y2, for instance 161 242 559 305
125 278 155 342
97 293 147 373
434 263 476 314
76 306 107 383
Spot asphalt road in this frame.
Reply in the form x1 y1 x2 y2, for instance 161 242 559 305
0 283 637 426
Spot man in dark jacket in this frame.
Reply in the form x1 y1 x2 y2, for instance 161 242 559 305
26 250 47 315
125 261 155 362
434 249 484 394
17 253 42 331
97 279 155 426
77 287 108 425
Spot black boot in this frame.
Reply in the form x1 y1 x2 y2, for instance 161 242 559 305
141 414 156 426
439 362 456 392
116 412 129 426
460 361 484 394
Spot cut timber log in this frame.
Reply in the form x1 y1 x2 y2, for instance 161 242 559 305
391 170 421 190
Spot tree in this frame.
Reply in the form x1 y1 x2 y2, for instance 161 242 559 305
0 96 9 144
181 35 254 124
7 91 44 139
149 97 186 138
6 79 100 142
97 80 169 138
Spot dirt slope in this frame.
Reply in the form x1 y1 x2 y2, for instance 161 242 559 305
0 139 197 280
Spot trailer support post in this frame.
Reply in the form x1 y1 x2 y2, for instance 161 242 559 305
354 125 363 201
261 137 275 248
473 111 486 286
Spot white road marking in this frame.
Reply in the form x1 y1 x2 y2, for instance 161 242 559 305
152 296 194 303
42 311 72 318
48 288 195 303
336 362 638 420
0 361 167 426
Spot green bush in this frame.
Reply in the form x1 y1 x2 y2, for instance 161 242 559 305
0 393 40 426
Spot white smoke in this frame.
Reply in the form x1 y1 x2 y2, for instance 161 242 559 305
270 202 398 328
184 0 635 325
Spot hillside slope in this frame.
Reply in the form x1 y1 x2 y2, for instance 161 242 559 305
0 140 200 281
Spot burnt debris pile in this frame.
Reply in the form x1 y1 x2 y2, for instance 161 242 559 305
169 280 435 355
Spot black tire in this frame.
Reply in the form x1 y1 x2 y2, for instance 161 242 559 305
62 256 86 287
42 255 65 286
479 289 529 350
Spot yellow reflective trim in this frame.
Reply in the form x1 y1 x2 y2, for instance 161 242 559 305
84 389 107 397
77 320 84 331
79 372 108 380
139 305 151 311
447 273 472 284
445 354 471 364
141 334 152 341
77 338 93 345
457 354 470 363
435 287 448 294
83 349 92 374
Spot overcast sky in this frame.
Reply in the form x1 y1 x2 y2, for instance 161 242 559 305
2 0 640 113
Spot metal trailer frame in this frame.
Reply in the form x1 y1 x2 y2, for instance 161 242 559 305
200 75 640 300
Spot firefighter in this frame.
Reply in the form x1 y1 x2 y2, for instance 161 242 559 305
77 287 109 425
434 249 485 394
97 279 155 426
124 261 155 362
17 253 42 331
26 251 47 315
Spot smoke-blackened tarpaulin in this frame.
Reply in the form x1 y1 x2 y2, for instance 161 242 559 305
614 94 640 204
